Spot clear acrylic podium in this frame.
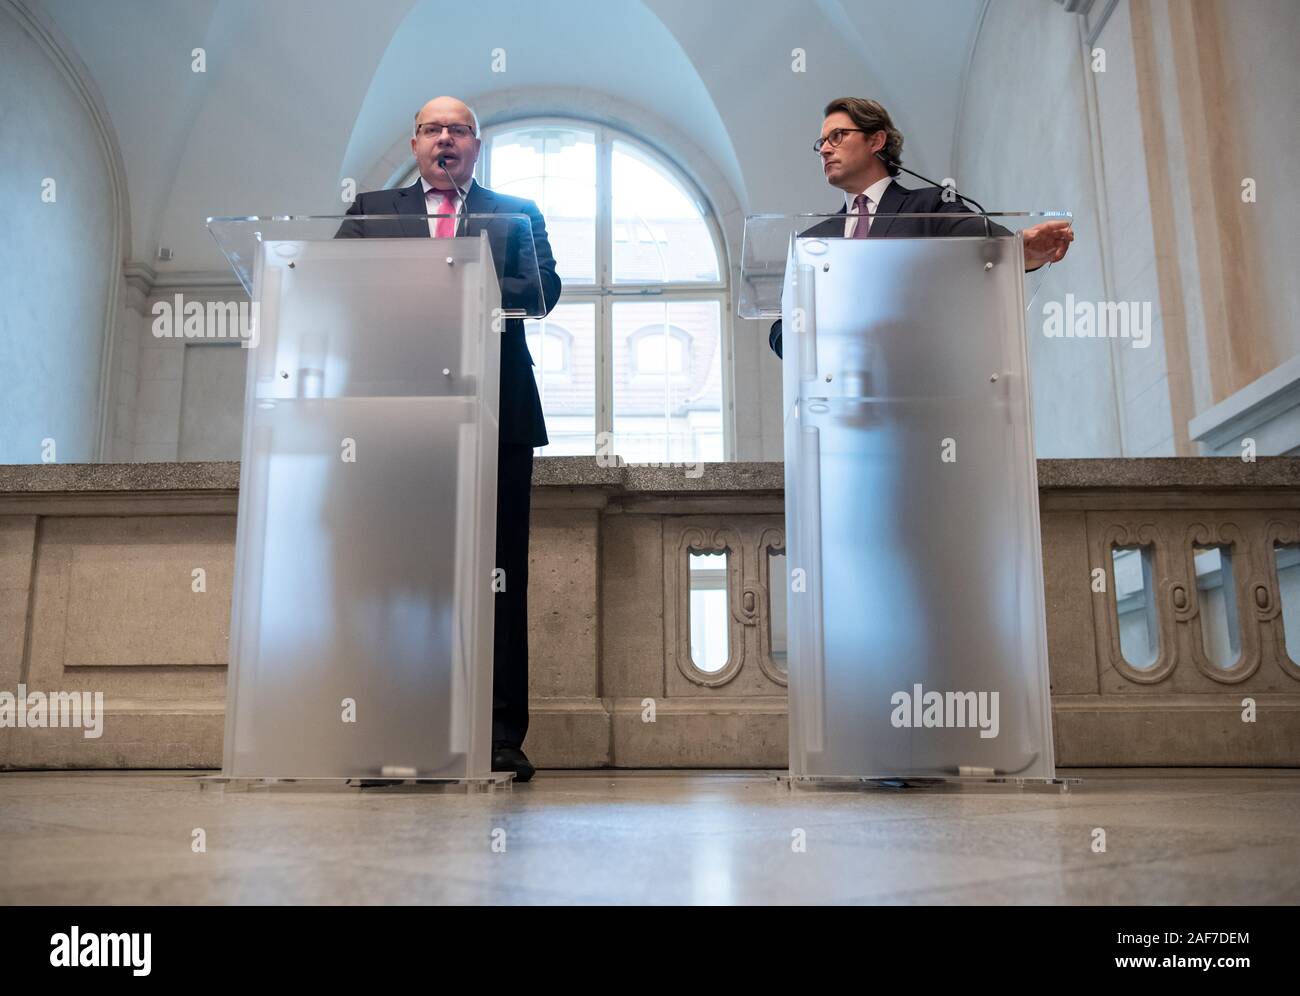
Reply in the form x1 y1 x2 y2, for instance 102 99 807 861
740 213 1069 787
203 214 543 790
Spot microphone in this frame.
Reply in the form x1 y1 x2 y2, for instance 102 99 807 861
874 151 991 235
435 154 469 236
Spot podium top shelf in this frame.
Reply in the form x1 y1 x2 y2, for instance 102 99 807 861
206 213 549 318
738 211 1070 319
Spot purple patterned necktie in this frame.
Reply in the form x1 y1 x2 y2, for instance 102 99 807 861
851 193 871 239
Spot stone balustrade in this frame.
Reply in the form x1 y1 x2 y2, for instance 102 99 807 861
2 457 1298 769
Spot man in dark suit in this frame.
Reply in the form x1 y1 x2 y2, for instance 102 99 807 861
337 96 560 782
769 97 1073 357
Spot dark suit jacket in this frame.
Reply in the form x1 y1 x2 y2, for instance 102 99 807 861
336 178 560 447
768 179 1010 357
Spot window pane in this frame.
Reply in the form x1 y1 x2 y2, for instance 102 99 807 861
489 127 596 284
612 140 720 283
689 550 728 673
1113 545 1159 669
612 300 723 464
1193 545 1240 669
635 334 685 374
1275 544 1300 661
524 302 595 455
768 547 787 671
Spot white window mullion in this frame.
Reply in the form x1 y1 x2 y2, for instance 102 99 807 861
721 287 734 461
596 125 614 447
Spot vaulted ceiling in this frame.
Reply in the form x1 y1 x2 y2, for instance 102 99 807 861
36 0 985 270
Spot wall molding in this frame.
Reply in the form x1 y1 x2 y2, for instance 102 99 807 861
1189 351 1300 456
1085 0 1121 45
121 261 244 297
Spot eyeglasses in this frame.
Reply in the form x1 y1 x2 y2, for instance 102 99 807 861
416 123 475 140
813 128 869 153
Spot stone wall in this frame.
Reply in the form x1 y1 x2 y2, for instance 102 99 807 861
1 457 1298 769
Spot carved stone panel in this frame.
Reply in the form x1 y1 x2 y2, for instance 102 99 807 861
663 516 788 697
1088 510 1300 695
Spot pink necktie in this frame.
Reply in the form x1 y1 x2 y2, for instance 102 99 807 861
428 187 457 238
851 193 871 239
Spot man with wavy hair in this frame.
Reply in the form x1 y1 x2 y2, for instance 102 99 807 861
769 97 1073 356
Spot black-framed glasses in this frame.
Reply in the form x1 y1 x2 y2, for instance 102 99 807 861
813 128 869 153
416 122 475 140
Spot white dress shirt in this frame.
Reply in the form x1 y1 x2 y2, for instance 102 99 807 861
843 175 894 238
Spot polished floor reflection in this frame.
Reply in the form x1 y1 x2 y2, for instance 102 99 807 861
1 770 1297 904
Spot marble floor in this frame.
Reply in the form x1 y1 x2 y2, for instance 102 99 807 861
1 768 1297 904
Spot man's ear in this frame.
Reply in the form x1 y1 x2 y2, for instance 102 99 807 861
869 130 886 155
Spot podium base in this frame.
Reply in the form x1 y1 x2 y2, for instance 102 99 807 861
197 773 514 794
776 774 1080 793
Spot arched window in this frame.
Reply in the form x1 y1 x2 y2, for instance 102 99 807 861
408 119 729 461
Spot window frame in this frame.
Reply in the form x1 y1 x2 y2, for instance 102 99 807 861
446 116 734 460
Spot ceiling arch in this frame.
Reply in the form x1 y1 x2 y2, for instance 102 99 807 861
38 0 983 274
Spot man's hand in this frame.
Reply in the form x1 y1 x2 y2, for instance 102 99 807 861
1023 219 1073 270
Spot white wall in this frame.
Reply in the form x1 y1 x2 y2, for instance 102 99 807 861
1216 0 1300 376
0 2 116 463
954 0 1126 457
1091 0 1177 455
956 0 1300 457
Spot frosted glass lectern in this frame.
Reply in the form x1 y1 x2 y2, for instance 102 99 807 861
740 213 1067 784
205 214 544 787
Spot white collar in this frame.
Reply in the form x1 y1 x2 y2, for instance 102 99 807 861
420 175 473 199
844 175 893 210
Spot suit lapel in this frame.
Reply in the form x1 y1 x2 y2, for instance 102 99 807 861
463 179 492 215
801 204 845 239
461 179 494 237
395 179 431 238
867 180 908 239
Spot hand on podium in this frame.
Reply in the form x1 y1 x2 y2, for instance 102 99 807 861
1023 219 1073 270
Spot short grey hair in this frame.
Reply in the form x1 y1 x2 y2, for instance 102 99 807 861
412 102 480 138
